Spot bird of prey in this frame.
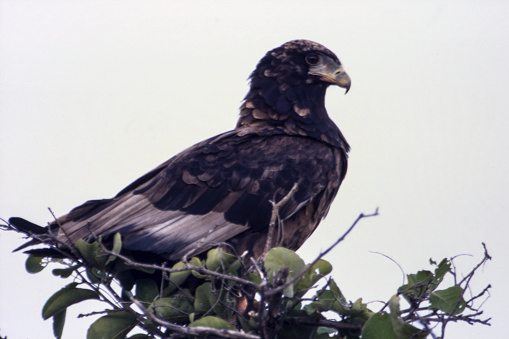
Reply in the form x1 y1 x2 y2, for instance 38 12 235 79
10 40 351 263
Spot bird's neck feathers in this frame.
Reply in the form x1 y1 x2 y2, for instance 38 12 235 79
236 74 349 151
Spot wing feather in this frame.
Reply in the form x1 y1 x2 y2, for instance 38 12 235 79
55 127 344 260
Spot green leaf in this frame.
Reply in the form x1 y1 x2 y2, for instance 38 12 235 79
305 290 337 314
388 295 402 317
52 266 78 278
164 261 192 295
237 312 256 333
329 279 349 311
304 279 356 317
189 257 207 279
75 239 108 268
430 286 466 315
195 282 229 318
361 313 397 339
42 284 100 320
149 295 194 323
295 259 332 295
90 267 109 279
349 298 373 323
408 270 433 286
316 326 336 335
105 232 123 265
26 255 46 273
433 258 451 286
245 272 262 285
313 259 332 275
52 309 66 339
398 270 434 302
135 278 159 303
194 282 214 314
87 311 137 339
264 247 305 297
206 248 241 273
86 268 102 284
189 315 235 330
388 295 429 339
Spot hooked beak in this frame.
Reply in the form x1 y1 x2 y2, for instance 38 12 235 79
309 58 351 94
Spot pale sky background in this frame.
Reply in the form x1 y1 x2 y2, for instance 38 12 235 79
1 1 507 338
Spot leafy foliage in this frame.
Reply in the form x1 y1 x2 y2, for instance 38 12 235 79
1 211 491 338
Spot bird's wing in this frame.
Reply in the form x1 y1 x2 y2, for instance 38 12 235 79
56 128 342 260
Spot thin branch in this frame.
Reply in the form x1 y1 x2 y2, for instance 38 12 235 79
77 309 114 318
411 313 491 326
459 242 491 286
290 316 362 331
265 208 379 297
369 251 406 286
47 207 81 258
263 183 299 258
466 284 491 310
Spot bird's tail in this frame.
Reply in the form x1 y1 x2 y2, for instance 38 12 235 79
9 217 47 235
9 217 53 252
8 218 75 259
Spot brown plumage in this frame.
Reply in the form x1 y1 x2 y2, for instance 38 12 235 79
10 40 351 262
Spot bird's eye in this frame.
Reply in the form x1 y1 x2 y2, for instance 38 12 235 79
305 53 320 65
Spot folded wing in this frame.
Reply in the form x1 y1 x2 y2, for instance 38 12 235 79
55 127 344 260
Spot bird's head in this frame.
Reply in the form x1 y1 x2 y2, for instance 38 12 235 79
258 40 351 94
239 40 351 141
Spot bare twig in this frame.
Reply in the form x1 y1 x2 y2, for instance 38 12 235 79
263 183 299 258
459 242 491 286
466 284 491 310
264 208 379 297
77 309 114 318
369 251 406 286
290 316 362 331
47 207 81 258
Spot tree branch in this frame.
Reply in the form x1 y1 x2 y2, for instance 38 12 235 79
263 183 299 258
290 316 363 331
264 208 379 297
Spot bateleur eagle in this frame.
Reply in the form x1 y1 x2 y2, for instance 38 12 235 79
10 39 351 262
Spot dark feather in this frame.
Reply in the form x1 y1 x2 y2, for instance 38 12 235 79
10 217 47 234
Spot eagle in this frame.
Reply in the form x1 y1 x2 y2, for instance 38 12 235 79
10 40 351 263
